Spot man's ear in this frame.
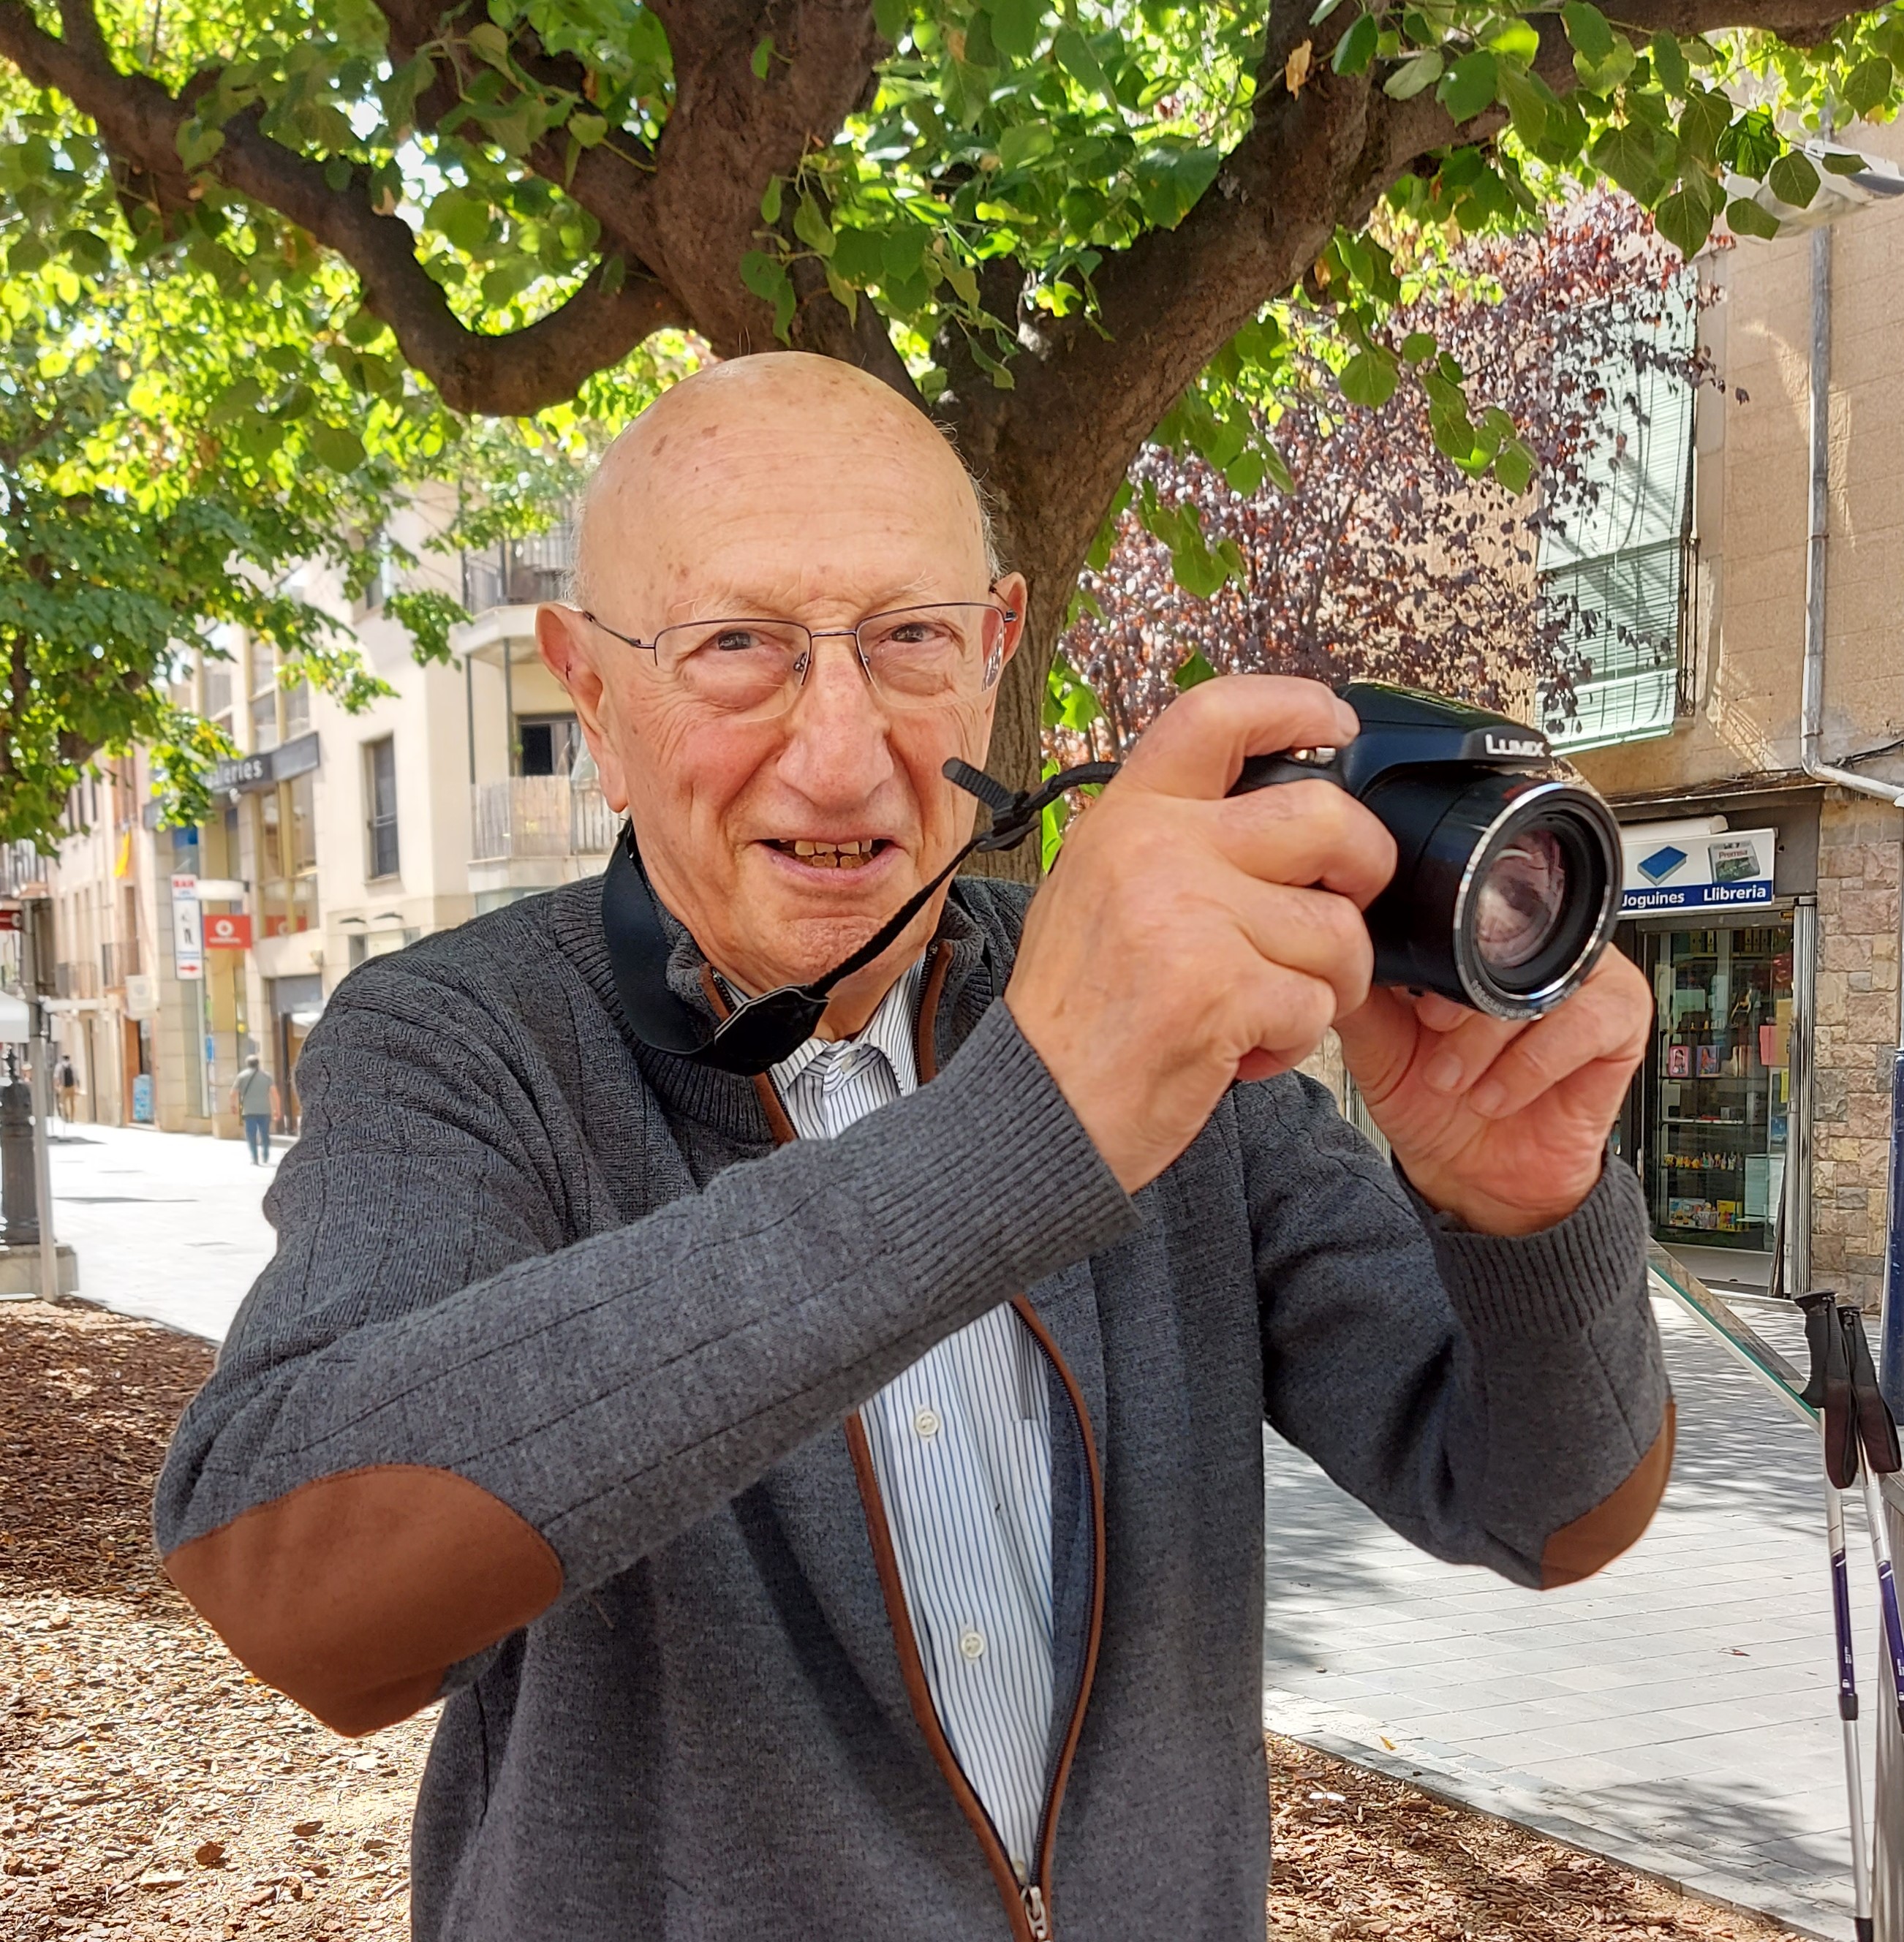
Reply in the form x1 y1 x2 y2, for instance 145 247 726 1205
994 572 1030 672
536 605 630 813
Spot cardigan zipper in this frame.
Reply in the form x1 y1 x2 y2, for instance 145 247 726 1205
754 937 1108 1937
845 1302 1105 1942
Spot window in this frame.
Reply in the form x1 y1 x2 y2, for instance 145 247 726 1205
250 641 279 752
1538 282 1699 752
365 738 399 880
518 714 580 777
283 680 311 739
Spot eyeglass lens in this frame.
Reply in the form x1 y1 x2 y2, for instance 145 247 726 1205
652 605 1006 717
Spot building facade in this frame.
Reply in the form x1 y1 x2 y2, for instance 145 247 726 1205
40 504 605 1138
1557 126 1904 1310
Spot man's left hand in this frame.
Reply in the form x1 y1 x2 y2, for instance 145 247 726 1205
1332 949 1651 1237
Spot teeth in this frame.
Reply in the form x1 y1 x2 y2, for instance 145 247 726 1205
783 839 876 866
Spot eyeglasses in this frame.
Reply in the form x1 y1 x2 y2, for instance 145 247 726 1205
579 599 1016 721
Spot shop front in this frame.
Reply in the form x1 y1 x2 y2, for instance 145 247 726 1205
1611 795 1819 1291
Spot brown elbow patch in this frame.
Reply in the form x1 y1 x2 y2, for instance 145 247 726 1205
1540 1400 1675 1590
164 1465 562 1737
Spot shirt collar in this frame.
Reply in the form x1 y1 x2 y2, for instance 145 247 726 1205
769 955 926 1100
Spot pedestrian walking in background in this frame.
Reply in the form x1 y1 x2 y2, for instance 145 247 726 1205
230 1055 278 1166
55 1054 77 1122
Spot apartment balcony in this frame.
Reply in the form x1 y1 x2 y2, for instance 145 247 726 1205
469 778 617 910
54 961 100 1000
461 522 576 616
100 939 139 989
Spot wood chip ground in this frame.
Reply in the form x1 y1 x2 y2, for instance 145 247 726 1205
0 1300 1810 1942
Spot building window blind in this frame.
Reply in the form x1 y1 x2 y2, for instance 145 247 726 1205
1539 283 1698 752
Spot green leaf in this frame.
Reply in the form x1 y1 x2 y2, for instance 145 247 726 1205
309 423 366 472
569 111 607 148
175 119 225 170
1560 2 1614 67
1655 188 1713 259
1174 649 1218 690
208 377 265 423
1383 49 1443 99
1495 64 1552 146
741 248 790 301
1718 107 1780 178
1590 121 1670 201
760 176 784 224
1053 26 1112 97
1261 444 1296 495
466 21 511 68
1843 56 1893 119
1676 88 1730 165
1400 330 1437 363
1340 349 1398 408
873 0 910 37
1493 437 1537 496
1488 18 1539 65
988 0 1043 61
1726 194 1782 240
793 194 836 257
1331 13 1378 75
997 121 1055 170
829 226 884 283
1821 148 1867 175
751 35 774 80
1767 148 1820 209
1438 49 1498 122
1650 31 1689 96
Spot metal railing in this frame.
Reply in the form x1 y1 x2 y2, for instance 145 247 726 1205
54 961 99 1000
470 777 616 863
0 842 45 899
99 940 138 989
461 521 578 615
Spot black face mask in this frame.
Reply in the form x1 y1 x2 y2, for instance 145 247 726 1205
600 758 1117 1076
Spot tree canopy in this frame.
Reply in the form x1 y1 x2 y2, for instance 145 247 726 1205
1 0 1899 853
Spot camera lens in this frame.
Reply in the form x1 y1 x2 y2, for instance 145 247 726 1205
1356 771 1621 1021
1472 828 1569 973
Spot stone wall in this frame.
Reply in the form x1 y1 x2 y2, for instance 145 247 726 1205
1811 790 1903 1311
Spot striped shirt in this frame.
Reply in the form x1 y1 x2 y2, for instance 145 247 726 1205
769 959 1054 1878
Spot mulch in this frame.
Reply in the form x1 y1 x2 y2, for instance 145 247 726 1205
0 1299 1809 1942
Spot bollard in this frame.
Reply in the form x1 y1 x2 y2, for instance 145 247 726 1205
0 1049 37 1247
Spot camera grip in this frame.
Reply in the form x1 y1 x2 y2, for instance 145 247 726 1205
1229 753 1348 796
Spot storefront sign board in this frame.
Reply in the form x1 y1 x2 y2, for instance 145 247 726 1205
1620 827 1778 915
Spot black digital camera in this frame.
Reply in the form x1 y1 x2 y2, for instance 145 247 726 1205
1231 682 1623 1021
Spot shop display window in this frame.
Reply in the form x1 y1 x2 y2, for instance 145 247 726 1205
1640 923 1792 1250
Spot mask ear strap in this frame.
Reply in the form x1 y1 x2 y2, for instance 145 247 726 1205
600 825 730 1057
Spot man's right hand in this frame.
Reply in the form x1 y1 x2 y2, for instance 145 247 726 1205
1005 676 1397 1195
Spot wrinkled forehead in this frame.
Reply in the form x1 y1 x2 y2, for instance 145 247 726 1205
578 385 991 620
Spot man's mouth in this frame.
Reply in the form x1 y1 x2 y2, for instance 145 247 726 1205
766 838 894 871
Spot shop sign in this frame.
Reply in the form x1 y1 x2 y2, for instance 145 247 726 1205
1620 828 1777 915
0 905 19 933
205 912 252 949
205 731 322 798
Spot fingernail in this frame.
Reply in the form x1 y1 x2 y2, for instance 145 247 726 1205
1469 1079 1507 1117
1422 1051 1463 1093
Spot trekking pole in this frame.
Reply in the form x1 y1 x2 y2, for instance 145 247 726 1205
1837 1302 1904 1734
1799 1292 1875 1942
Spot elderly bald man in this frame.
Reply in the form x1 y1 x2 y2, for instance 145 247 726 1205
157 353 1668 1942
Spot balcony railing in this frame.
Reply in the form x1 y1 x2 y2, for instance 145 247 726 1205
471 777 617 864
54 961 100 1000
100 940 139 989
461 521 578 615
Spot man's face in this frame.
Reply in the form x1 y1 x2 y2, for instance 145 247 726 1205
540 358 1023 1018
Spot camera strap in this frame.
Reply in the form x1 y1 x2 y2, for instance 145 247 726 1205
600 759 1117 1076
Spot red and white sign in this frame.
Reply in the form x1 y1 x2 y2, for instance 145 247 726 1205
0 906 20 934
204 912 253 950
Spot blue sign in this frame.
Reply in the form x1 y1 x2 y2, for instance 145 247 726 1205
1619 828 1778 916
132 1073 154 1123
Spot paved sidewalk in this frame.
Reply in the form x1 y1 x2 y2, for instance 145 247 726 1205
1263 1291 1870 1940
36 1121 280 1340
32 1125 1871 1934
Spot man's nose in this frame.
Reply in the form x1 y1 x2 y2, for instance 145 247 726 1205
776 633 896 806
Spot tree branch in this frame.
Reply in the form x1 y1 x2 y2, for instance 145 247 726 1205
0 0 686 415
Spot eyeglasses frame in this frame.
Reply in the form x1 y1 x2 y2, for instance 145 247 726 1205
575 595 1021 708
